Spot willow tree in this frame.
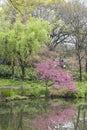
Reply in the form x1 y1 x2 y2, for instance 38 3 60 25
0 18 11 65
9 19 51 88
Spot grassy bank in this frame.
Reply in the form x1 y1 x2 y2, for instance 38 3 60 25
0 78 87 100
0 78 45 87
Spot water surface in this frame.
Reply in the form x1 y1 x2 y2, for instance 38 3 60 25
0 99 87 130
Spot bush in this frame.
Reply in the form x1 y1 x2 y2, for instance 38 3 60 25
29 87 42 97
1 89 14 97
0 65 37 80
25 67 37 80
0 65 12 78
76 82 87 98
28 87 50 97
0 65 21 78
14 66 21 78
14 87 45 97
14 88 27 96
58 88 76 98
44 88 50 97
72 71 80 81
50 87 77 98
82 72 87 81
72 71 87 81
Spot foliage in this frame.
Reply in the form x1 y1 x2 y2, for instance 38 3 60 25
0 78 44 88
54 1 87 81
72 71 87 81
0 65 38 80
8 19 51 88
0 65 12 78
0 15 51 87
0 86 50 98
50 87 77 98
17 87 50 97
29 87 49 97
0 0 87 99
76 82 87 98
0 79 17 87
1 89 14 97
0 79 87 99
35 60 76 92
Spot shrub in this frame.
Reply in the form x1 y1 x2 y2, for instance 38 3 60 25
15 88 27 96
0 65 12 78
74 82 87 98
72 71 87 81
44 89 50 97
1 89 14 97
35 60 76 92
0 65 37 80
26 67 37 80
50 87 77 98
29 87 42 97
72 71 80 81
28 87 50 97
82 72 87 81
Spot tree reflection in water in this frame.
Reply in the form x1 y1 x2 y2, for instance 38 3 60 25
34 104 76 130
74 105 87 130
0 100 87 130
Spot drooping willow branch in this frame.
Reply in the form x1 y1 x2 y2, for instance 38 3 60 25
7 0 23 15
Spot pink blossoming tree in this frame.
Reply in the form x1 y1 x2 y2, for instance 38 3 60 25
35 60 76 92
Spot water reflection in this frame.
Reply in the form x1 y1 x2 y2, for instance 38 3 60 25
0 99 87 130
74 105 87 130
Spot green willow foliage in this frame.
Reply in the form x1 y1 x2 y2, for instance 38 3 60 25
8 19 51 63
0 18 51 87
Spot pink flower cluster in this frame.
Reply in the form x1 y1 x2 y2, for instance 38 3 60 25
35 60 76 92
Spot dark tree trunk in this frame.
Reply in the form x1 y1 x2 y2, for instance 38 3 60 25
85 58 87 73
75 106 81 130
78 58 82 81
21 66 25 88
18 104 23 130
46 81 48 89
12 60 15 79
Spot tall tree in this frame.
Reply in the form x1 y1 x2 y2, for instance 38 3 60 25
9 19 51 88
53 1 87 81
0 17 10 65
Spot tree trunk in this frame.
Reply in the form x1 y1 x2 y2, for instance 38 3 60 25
46 81 48 89
85 58 87 73
45 80 49 98
21 66 25 88
78 58 82 81
12 60 15 79
75 106 81 130
18 104 23 130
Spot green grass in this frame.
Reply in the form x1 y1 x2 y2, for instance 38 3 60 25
0 78 49 98
0 78 45 88
0 79 21 87
76 81 87 98
0 78 87 99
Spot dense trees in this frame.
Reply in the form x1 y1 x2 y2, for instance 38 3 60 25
0 0 87 85
51 1 87 81
0 19 51 87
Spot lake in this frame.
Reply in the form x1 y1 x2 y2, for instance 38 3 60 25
0 98 87 130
